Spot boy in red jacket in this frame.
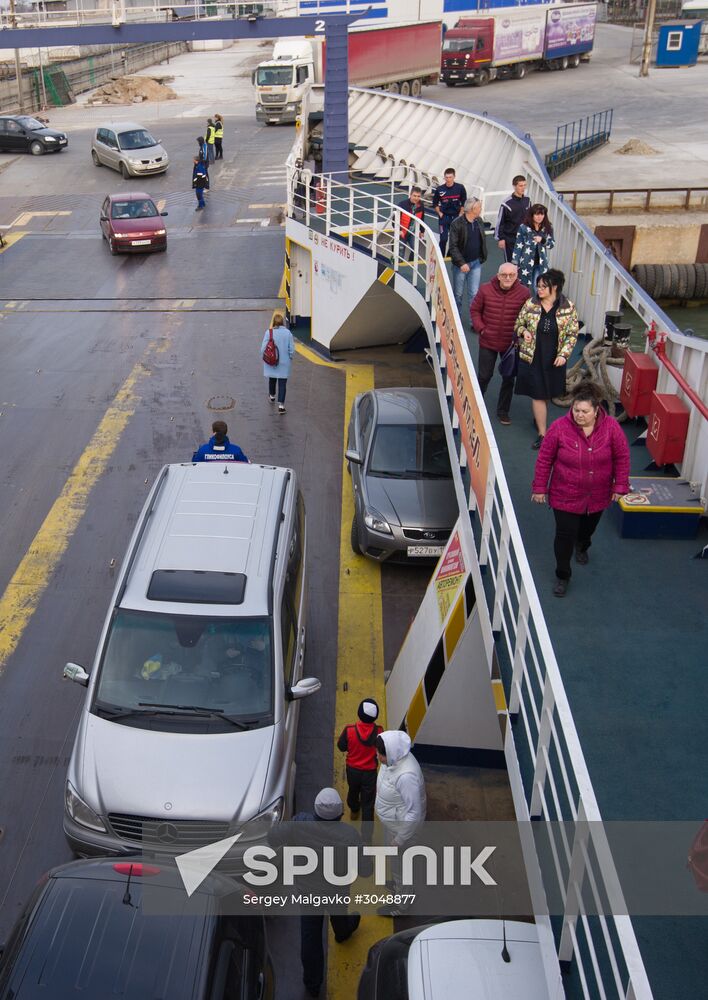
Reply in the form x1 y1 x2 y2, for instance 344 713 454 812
337 699 382 820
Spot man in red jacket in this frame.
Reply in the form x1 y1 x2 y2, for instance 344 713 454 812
470 262 531 425
337 699 382 821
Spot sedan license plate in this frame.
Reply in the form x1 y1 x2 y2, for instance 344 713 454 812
407 544 444 558
131 239 151 246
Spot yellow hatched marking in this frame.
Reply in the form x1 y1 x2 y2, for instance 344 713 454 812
11 210 71 227
0 233 26 255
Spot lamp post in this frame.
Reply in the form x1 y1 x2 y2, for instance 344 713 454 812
639 0 658 77
9 0 25 112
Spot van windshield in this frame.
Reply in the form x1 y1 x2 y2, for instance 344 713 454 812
93 610 272 725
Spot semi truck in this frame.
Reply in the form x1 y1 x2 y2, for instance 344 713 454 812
254 20 442 124
440 2 598 87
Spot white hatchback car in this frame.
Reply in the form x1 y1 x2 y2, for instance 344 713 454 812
91 121 169 178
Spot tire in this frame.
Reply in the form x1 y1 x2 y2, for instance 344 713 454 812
560 57 569 70
632 264 648 292
475 69 491 87
570 54 581 68
351 515 362 555
92 149 101 167
681 265 696 300
695 264 708 299
108 238 118 256
400 80 411 97
30 141 44 156
387 82 400 94
513 63 527 80
676 264 689 300
411 78 422 97
120 161 129 179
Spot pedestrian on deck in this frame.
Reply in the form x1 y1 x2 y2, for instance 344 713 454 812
269 788 366 999
261 312 295 414
337 699 383 821
398 186 426 261
205 119 216 164
196 135 208 164
531 381 630 598
512 204 556 290
470 262 530 425
192 420 249 463
374 731 426 915
514 268 579 450
432 167 467 256
495 175 531 264
448 197 487 315
192 156 209 210
213 114 224 159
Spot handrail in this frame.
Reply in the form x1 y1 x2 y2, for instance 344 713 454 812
558 186 708 213
648 322 708 420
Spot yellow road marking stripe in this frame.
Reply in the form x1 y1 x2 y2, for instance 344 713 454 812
0 233 26 255
295 342 339 370
278 266 287 301
328 363 391 999
11 210 71 227
0 348 162 675
378 268 395 285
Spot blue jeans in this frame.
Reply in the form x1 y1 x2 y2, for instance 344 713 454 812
452 260 482 313
195 187 205 208
268 377 287 404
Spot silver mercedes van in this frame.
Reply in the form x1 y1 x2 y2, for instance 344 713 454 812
63 462 318 858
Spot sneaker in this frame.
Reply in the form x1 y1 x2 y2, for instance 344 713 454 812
553 578 568 597
575 546 589 565
268 394 275 402
532 435 545 450
498 413 511 426
278 404 286 414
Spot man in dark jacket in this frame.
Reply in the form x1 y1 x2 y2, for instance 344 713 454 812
448 197 487 315
192 156 209 210
337 698 382 821
471 263 531 425
192 420 249 462
398 186 426 261
495 175 530 263
269 788 370 999
432 167 467 256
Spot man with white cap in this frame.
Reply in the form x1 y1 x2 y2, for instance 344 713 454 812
269 787 367 998
374 731 427 912
337 697 383 821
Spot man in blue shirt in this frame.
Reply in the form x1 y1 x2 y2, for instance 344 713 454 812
192 421 249 462
432 167 467 257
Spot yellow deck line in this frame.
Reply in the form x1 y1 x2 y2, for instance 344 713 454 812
0 340 169 675
0 232 26 254
327 363 391 998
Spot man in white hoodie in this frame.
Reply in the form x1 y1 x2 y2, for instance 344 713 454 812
374 731 427 913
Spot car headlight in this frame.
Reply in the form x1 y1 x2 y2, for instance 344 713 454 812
285 104 296 111
44 135 57 142
65 781 106 832
364 509 392 535
153 229 166 236
238 798 284 842
115 233 132 239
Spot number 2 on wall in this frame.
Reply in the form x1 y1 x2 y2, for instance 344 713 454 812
315 19 325 32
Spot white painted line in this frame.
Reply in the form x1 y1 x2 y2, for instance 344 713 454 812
249 203 283 209
237 218 265 224
260 218 270 227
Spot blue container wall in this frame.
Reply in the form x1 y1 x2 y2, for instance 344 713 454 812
656 20 702 65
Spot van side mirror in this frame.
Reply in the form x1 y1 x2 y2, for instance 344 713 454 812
345 449 362 465
160 211 168 217
100 214 108 222
251 70 257 85
288 677 321 701
64 662 90 687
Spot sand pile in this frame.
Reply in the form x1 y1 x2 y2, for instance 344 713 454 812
615 138 660 156
87 76 177 105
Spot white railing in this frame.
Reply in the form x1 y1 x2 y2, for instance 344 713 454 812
0 1 288 30
286 162 654 1000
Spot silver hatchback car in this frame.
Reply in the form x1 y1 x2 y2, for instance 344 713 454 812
346 388 458 562
63 462 319 859
91 121 169 178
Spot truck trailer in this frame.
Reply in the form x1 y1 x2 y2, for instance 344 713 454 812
441 3 598 87
254 20 442 124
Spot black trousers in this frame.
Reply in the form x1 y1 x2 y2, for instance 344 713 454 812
502 239 515 263
478 346 514 416
214 137 223 159
345 765 377 821
438 216 456 256
268 377 287 404
553 508 603 580
300 913 360 993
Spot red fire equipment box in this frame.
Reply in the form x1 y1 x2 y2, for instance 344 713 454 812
620 352 658 417
647 393 690 466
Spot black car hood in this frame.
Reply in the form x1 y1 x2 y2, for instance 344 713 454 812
32 126 65 139
364 474 457 529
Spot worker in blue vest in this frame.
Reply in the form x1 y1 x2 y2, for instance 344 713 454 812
432 167 467 257
214 114 224 160
192 421 249 462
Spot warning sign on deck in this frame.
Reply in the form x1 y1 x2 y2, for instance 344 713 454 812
434 531 466 624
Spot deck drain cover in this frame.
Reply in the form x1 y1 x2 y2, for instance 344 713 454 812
207 395 235 411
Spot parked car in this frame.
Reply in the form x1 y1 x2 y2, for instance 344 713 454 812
63 462 319 859
100 192 168 254
346 388 458 561
357 919 557 1000
0 857 274 1000
0 114 67 155
91 121 169 178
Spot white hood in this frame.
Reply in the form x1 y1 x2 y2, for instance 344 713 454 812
380 730 412 766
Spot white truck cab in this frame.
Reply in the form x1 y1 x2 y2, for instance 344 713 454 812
254 39 316 124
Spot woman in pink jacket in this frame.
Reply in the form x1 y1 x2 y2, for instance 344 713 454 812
531 382 630 597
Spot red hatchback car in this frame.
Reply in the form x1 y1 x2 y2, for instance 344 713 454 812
100 191 167 254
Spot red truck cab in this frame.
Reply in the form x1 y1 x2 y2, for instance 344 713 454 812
441 19 493 85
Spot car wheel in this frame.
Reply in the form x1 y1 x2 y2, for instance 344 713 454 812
30 140 44 156
475 69 491 87
120 161 129 179
92 150 101 166
351 515 363 555
109 237 118 256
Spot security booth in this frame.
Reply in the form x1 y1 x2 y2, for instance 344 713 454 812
656 20 703 66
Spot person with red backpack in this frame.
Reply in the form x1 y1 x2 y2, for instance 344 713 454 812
260 312 294 414
337 699 382 821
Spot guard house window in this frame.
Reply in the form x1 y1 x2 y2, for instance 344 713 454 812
667 31 683 51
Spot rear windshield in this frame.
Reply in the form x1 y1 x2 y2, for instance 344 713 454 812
93 609 273 727
368 425 453 479
111 200 158 220
117 128 157 150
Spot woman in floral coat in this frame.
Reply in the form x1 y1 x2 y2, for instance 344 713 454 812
514 268 579 449
512 204 555 290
